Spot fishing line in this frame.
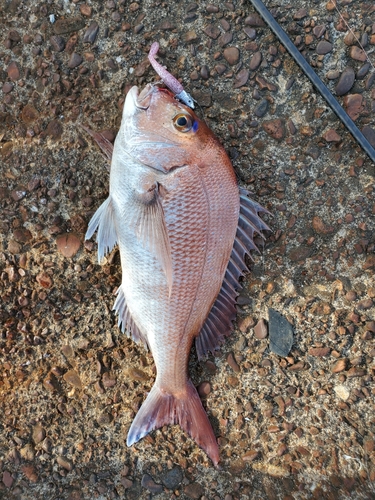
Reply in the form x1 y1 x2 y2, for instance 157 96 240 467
248 0 375 164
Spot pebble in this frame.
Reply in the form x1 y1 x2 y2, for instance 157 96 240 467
357 62 370 79
254 318 268 339
218 32 233 47
326 69 340 79
56 233 81 258
57 457 73 471
349 46 367 62
313 24 326 38
268 308 293 357
45 120 63 140
32 424 46 444
254 98 269 117
13 228 32 243
21 104 39 123
21 465 38 483
68 52 83 69
308 347 331 357
362 126 375 148
223 47 240 65
2 82 14 93
7 61 20 80
245 13 265 27
184 482 204 499
334 385 350 401
249 51 262 70
262 119 285 141
233 68 249 88
141 474 163 494
226 352 240 373
335 66 355 96
316 41 333 55
53 17 85 35
63 369 82 389
242 450 259 462
96 411 113 425
322 128 341 142
2 471 14 488
197 381 211 397
36 272 53 288
294 8 307 20
161 466 183 489
50 35 65 52
83 21 99 44
343 93 363 121
203 24 220 39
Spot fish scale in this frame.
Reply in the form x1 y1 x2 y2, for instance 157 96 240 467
85 83 269 465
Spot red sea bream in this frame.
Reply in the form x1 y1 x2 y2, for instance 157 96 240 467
85 83 269 465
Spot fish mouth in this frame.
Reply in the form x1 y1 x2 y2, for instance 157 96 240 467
133 84 156 110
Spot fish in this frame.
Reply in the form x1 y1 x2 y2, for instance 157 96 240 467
85 83 269 465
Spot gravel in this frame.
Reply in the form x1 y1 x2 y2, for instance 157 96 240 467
1 0 375 498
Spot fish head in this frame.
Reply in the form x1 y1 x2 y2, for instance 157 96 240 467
117 84 214 173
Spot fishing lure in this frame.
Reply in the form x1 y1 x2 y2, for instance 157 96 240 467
148 42 195 109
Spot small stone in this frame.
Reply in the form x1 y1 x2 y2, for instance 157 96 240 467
350 46 367 62
294 8 307 20
334 385 350 400
268 308 293 357
197 381 211 397
125 367 148 381
36 272 53 288
184 30 197 42
335 67 355 96
254 98 268 117
249 51 262 70
184 482 204 499
215 64 227 75
308 347 331 357
83 21 99 44
322 129 341 142
316 41 332 55
203 24 220 39
233 68 249 88
13 228 32 243
102 372 117 388
53 17 85 35
2 82 14 93
362 126 375 148
245 14 265 27
11 186 26 201
68 52 83 69
7 61 20 80
206 3 219 13
21 104 39 124
80 4 92 16
46 120 63 140
57 457 73 471
63 369 82 389
218 32 233 47
242 450 259 462
326 70 340 79
8 240 21 254
357 62 370 79
97 411 113 425
20 443 35 461
21 465 38 483
262 119 285 141
223 47 240 65
141 474 163 494
161 467 183 489
243 27 256 39
32 425 46 444
313 25 326 38
254 318 268 339
120 477 133 489
343 94 363 121
227 352 240 373
238 315 255 333
332 359 347 373
312 215 334 234
50 35 65 52
2 471 14 488
56 233 81 258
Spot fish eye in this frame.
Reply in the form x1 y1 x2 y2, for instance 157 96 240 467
173 113 193 132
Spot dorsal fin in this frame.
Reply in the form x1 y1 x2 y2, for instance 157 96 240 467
195 188 270 360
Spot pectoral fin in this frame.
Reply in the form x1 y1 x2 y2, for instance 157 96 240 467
85 197 117 263
130 184 173 294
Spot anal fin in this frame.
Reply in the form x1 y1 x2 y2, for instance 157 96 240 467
112 285 148 349
195 188 270 359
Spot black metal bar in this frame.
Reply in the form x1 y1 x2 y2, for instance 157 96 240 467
249 0 375 164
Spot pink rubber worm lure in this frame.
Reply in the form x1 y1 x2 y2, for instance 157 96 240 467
148 42 195 109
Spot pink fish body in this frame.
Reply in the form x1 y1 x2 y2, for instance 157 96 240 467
86 84 269 465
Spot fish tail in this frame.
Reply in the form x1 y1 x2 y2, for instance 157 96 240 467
126 380 219 465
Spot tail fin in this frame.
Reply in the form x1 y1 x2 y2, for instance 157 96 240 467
126 380 219 465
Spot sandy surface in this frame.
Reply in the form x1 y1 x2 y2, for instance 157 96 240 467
1 0 375 498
